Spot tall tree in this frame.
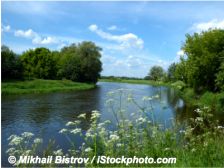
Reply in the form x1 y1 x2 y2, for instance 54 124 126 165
182 29 224 92
1 45 23 80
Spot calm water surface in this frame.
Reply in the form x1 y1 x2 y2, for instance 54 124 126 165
2 82 194 166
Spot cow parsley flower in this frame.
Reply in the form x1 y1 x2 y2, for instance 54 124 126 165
71 128 81 134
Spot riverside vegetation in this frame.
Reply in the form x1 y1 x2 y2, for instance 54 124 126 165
6 89 224 167
1 41 102 94
1 79 95 95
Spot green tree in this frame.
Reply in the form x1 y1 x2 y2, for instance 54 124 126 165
20 48 57 79
1 45 23 80
215 62 224 91
182 29 224 92
60 42 102 84
167 63 177 81
148 66 165 81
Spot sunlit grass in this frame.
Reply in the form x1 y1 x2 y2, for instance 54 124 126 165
1 79 95 95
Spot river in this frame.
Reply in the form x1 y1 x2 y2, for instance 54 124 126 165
1 82 194 166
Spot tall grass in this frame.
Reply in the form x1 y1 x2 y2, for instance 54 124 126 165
1 79 95 95
6 89 224 167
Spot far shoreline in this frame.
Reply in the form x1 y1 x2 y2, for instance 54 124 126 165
1 79 95 95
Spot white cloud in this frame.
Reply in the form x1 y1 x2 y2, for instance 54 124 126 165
1 25 11 32
14 28 59 45
192 19 224 32
35 37 58 45
15 29 37 38
88 24 144 50
108 25 117 31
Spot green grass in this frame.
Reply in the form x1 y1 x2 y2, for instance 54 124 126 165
99 78 169 86
1 79 95 95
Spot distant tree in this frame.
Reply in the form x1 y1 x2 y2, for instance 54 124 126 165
148 66 165 81
20 48 57 79
167 63 177 81
174 57 188 83
1 45 23 80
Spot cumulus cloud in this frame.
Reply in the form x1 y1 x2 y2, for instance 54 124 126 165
14 28 58 45
192 19 224 32
88 24 144 50
15 29 37 38
1 25 11 32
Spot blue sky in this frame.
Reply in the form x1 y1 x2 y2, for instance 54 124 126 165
2 1 224 77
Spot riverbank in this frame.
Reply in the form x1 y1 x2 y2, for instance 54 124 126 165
99 78 169 86
1 79 95 95
100 78 224 113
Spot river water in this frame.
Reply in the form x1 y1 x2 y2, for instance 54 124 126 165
2 82 194 166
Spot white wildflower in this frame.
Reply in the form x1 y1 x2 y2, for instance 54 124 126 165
24 150 32 155
34 138 43 144
116 143 122 147
195 117 203 122
9 137 23 146
6 148 15 154
91 110 101 120
164 148 170 151
142 96 152 101
53 149 63 155
179 130 186 134
59 128 67 134
21 132 34 138
70 128 81 134
195 108 202 114
78 113 86 119
85 147 93 153
109 134 119 141
153 94 160 99
66 121 75 126
104 120 111 124
191 148 196 152
136 117 146 123
7 135 17 141
217 126 224 129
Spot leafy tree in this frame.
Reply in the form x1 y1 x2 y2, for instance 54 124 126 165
215 62 224 91
148 66 165 81
182 29 224 92
77 41 102 83
20 48 58 79
174 57 188 83
60 42 102 83
167 63 177 81
1 45 23 80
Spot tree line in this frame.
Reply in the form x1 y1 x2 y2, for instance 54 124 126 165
145 29 224 93
1 41 102 84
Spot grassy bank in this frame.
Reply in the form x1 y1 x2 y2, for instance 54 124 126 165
99 78 169 86
1 79 95 95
